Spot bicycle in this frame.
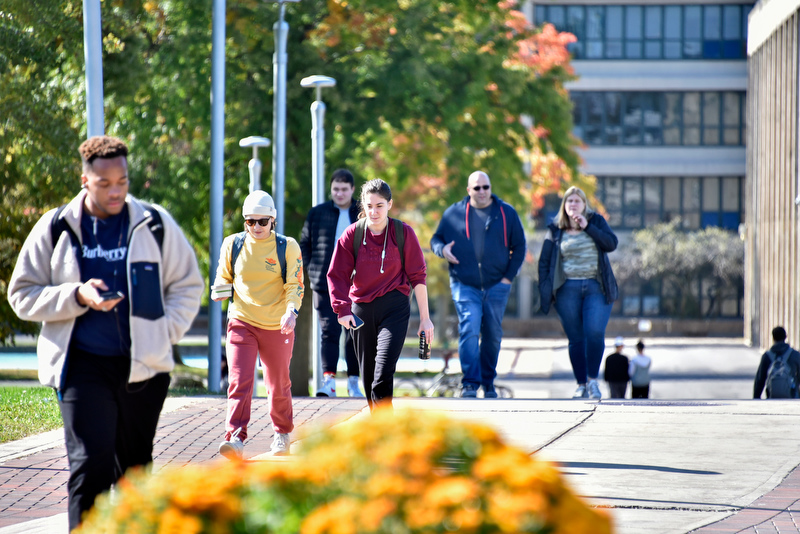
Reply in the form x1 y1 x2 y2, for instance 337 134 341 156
394 351 514 398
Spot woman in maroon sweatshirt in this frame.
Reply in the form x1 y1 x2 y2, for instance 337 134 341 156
327 179 434 410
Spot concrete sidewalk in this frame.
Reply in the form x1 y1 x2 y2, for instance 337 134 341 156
3 337 798 534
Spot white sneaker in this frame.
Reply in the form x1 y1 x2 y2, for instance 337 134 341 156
572 385 589 398
219 436 244 460
587 379 602 399
270 433 290 456
347 375 365 397
316 374 336 397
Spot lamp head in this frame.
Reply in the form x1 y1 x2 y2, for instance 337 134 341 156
301 75 336 89
239 136 271 149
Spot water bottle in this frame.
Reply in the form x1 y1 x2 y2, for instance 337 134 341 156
419 331 430 360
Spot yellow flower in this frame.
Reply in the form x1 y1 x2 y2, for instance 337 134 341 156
157 507 202 534
423 476 480 508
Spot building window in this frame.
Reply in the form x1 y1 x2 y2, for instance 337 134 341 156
595 176 745 230
535 4 753 60
571 91 746 146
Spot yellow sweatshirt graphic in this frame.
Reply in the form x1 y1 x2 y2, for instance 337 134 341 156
215 232 304 330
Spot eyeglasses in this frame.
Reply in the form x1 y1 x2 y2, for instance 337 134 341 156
245 218 272 227
472 185 490 191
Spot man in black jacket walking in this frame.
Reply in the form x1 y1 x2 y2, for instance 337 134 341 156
754 326 800 399
300 169 363 397
603 336 630 398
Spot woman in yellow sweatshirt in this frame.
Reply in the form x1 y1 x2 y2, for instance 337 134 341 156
212 191 303 458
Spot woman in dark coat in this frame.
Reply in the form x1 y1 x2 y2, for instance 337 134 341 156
538 186 618 399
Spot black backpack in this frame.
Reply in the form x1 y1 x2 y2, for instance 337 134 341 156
766 348 797 399
351 217 404 279
229 231 287 302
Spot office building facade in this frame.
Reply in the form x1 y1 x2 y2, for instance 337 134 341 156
526 0 752 320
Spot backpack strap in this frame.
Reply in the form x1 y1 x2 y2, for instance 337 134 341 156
229 232 247 302
275 232 287 284
351 218 405 279
50 204 80 250
140 201 164 252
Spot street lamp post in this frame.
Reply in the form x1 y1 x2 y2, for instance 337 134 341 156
239 136 272 192
300 74 336 395
266 0 300 235
239 136 271 399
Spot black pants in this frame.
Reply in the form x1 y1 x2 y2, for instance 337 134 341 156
314 290 359 376
351 290 410 410
608 381 627 399
631 384 650 398
58 348 169 531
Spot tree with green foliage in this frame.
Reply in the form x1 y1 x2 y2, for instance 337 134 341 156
0 0 582 345
613 221 744 318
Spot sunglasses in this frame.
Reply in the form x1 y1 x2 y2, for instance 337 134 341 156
472 185 490 191
245 218 272 227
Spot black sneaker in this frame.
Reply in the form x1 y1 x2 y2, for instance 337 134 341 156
461 383 478 398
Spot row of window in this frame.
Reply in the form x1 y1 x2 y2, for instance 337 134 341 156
534 4 753 60
594 175 744 230
571 91 746 146
616 276 742 317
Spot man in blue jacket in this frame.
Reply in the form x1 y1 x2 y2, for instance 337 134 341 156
431 171 526 398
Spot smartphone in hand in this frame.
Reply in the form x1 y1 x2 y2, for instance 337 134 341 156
351 314 364 330
98 290 124 301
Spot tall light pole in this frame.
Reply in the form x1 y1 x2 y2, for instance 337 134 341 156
239 136 271 192
239 136 271 399
208 0 227 393
267 0 300 235
300 74 336 395
83 0 104 136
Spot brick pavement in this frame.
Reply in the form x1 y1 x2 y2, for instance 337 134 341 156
3 396 800 533
692 464 800 533
0 396 366 530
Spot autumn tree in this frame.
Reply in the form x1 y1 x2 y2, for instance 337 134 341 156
0 0 582 345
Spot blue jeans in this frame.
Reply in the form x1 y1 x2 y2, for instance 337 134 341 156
450 280 512 389
554 279 612 384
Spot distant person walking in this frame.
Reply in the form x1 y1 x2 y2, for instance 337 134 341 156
7 135 204 531
300 169 364 398
538 186 618 400
754 326 800 399
629 340 652 399
327 179 433 411
604 337 630 399
430 171 526 398
213 190 304 459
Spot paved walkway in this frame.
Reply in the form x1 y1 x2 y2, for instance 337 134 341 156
3 337 800 533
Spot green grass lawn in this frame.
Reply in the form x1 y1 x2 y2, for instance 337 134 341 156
0 364 217 443
0 386 62 443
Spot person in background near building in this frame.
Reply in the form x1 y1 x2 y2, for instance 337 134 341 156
430 171 526 398
629 340 652 399
754 326 800 399
213 190 303 459
300 169 364 398
7 135 204 531
603 336 630 399
327 179 434 411
538 186 618 400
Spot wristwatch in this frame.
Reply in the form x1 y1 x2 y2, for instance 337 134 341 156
290 308 299 317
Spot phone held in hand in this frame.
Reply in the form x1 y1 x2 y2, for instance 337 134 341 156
98 290 124 301
351 314 364 330
419 331 430 360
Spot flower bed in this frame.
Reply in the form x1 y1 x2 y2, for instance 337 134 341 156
77 409 612 534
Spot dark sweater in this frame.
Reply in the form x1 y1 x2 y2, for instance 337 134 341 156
327 220 426 318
